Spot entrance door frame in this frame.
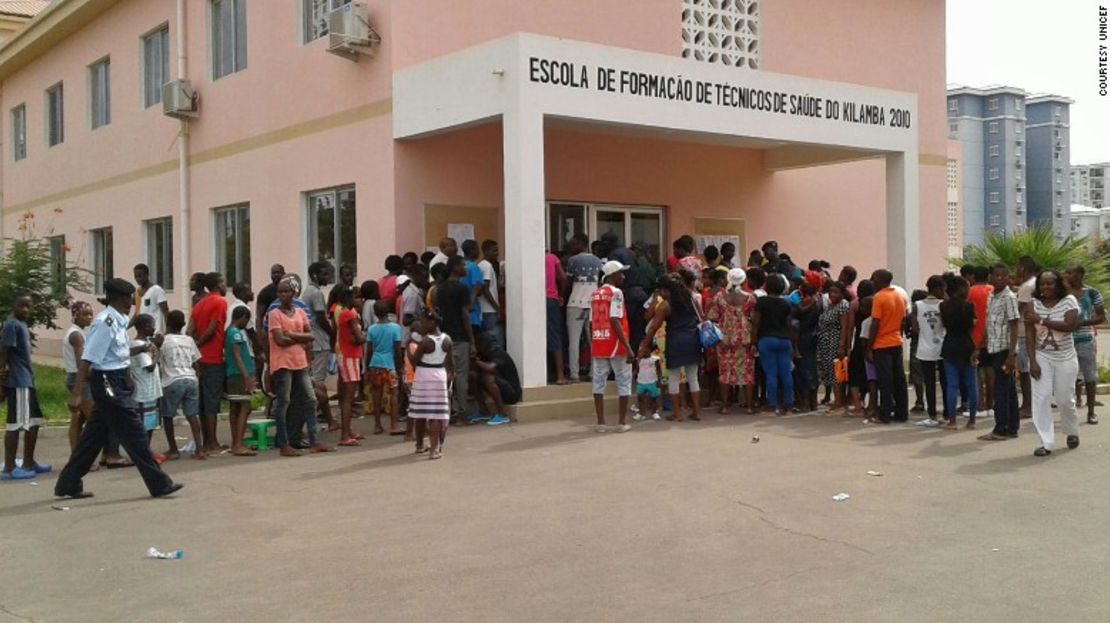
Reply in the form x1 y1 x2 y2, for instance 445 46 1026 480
544 201 665 255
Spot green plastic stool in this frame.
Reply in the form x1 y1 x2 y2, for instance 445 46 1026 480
244 419 276 451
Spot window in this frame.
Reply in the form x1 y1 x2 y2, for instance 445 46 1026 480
46 83 63 146
143 25 170 108
989 168 999 180
1016 169 1022 181
214 204 251 286
989 121 998 133
989 145 1000 157
89 57 110 129
681 0 760 69
1015 124 1022 135
990 215 1000 226
307 185 356 270
948 123 957 135
11 104 26 161
90 227 114 295
1015 99 1023 111
948 99 958 113
1016 194 1023 204
987 97 999 111
144 218 174 290
1055 105 1061 117
303 0 350 43
211 0 247 79
989 192 1000 203
48 235 66 296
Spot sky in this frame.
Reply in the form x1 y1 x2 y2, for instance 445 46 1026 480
947 0 1110 164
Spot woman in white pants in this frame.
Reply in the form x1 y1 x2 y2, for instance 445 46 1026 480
1024 270 1081 457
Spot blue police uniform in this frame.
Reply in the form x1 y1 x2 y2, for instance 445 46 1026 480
55 299 178 498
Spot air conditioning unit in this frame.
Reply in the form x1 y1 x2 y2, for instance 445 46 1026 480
327 2 381 61
162 79 198 119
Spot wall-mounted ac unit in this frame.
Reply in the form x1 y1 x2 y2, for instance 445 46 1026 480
327 2 381 61
162 79 198 119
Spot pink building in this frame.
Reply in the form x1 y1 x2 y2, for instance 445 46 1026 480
0 0 947 389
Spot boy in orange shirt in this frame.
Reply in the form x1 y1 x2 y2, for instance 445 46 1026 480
867 269 908 423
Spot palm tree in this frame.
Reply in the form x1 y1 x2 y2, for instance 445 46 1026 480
956 227 1109 293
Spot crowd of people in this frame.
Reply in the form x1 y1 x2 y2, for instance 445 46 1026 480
553 235 1103 459
0 232 1103 488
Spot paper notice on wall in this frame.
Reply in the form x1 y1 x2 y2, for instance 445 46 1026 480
447 223 475 243
695 235 740 256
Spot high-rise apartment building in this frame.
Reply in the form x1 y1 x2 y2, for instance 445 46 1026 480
1071 163 1109 208
946 86 1071 246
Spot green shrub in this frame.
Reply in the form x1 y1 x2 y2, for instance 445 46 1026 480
957 227 1109 295
0 212 90 342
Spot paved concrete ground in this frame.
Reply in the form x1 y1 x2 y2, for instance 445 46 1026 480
1 408 1108 623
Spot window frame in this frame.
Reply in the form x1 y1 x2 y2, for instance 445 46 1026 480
988 167 999 181
988 121 998 134
45 82 64 147
89 56 111 129
47 235 66 297
213 203 251 287
90 227 114 295
141 24 171 109
989 192 1000 204
305 185 357 272
987 97 999 111
144 217 174 291
302 0 352 44
989 145 1000 157
948 99 958 113
210 0 248 81
11 103 26 161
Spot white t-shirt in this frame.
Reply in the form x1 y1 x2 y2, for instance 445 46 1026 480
225 296 256 331
159 333 200 387
62 325 84 374
138 284 167 335
1016 277 1036 338
638 355 660 384
129 339 163 403
1032 295 1080 362
477 259 500 314
915 297 944 362
429 252 448 272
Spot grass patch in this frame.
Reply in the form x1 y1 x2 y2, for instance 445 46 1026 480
0 363 270 427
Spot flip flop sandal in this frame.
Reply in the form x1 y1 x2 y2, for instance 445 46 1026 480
339 439 361 447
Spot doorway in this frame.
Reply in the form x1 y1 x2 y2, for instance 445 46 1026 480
546 202 665 264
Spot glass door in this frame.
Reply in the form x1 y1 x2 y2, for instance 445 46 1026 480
592 209 628 247
548 202 665 259
547 203 587 252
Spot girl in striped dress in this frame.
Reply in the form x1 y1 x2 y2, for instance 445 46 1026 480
407 311 454 460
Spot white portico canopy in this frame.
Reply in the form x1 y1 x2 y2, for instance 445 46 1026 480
394 33 919 388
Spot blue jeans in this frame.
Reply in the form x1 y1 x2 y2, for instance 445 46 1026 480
481 312 505 350
943 360 978 421
758 336 794 408
272 368 319 448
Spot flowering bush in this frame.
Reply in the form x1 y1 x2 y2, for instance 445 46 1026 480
0 212 90 340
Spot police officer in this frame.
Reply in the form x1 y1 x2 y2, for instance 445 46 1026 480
55 278 183 499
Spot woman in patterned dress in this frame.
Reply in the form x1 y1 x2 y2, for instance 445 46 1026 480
817 282 850 410
710 268 756 414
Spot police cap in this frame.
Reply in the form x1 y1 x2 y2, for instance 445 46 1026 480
103 278 136 298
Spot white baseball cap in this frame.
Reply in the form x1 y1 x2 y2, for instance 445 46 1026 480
601 260 630 277
397 275 411 287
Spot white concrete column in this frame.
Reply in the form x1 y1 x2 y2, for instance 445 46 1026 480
886 152 919 288
503 109 548 388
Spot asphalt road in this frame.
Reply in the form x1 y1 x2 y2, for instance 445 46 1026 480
1 409 1108 622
